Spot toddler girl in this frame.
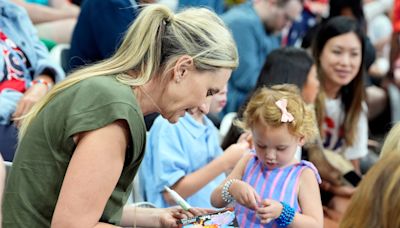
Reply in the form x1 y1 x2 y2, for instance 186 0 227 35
211 84 323 227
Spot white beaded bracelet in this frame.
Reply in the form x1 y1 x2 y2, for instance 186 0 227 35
221 179 238 204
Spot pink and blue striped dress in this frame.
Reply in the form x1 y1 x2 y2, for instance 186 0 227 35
234 153 321 228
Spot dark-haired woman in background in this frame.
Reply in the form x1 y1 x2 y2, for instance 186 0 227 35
313 16 367 177
303 0 390 131
312 16 368 226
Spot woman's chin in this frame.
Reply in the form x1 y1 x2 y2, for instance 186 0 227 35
165 113 183 124
167 117 179 124
161 110 186 124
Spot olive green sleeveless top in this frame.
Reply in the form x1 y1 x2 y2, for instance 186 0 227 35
3 76 146 227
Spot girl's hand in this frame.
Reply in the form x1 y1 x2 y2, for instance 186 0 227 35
159 207 215 228
230 180 260 210
256 199 283 224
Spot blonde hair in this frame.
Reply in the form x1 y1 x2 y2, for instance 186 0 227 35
380 122 400 158
236 84 318 142
19 4 238 137
340 153 400 228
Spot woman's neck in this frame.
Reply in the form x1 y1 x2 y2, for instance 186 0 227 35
133 83 162 116
323 82 341 99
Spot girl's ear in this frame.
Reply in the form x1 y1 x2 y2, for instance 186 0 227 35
298 136 306 146
173 55 194 83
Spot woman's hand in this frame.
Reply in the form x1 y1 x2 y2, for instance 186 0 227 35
230 180 260 210
13 82 48 127
158 207 216 227
320 182 356 197
256 199 283 224
323 206 342 222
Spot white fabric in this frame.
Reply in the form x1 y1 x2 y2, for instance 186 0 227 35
295 145 302 162
367 14 392 44
363 0 393 22
219 112 237 142
323 98 369 160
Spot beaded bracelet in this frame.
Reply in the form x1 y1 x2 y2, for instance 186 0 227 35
221 179 238 204
276 202 295 227
30 79 53 91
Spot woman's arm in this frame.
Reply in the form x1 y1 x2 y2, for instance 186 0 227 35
121 206 206 228
293 168 324 228
121 205 216 227
11 0 79 24
121 207 172 228
51 120 129 228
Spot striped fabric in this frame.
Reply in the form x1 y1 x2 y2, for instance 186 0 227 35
235 153 321 227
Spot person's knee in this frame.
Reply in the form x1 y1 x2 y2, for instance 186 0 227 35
367 85 387 119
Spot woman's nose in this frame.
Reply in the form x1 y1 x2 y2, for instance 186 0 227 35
339 53 351 66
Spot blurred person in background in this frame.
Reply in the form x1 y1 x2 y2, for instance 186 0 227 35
220 0 303 117
11 0 80 44
0 0 65 162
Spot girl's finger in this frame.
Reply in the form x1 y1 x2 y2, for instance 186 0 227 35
260 218 273 224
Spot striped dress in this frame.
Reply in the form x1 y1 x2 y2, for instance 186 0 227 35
235 153 321 228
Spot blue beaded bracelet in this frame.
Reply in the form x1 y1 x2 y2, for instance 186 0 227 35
276 202 295 227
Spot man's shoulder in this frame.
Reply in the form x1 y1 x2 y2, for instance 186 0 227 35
222 3 257 25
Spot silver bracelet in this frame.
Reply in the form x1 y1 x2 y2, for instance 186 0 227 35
221 179 238 204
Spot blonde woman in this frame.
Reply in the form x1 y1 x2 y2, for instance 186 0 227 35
340 153 400 228
2 4 238 228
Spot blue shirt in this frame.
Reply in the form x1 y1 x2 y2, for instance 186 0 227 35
67 0 138 72
25 0 48 5
0 0 64 124
140 114 226 208
221 2 280 115
178 0 225 14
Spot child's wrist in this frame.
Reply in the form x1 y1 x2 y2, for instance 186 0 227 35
30 79 53 91
221 179 239 204
276 202 295 227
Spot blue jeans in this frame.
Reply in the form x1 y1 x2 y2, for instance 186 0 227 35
0 124 18 162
